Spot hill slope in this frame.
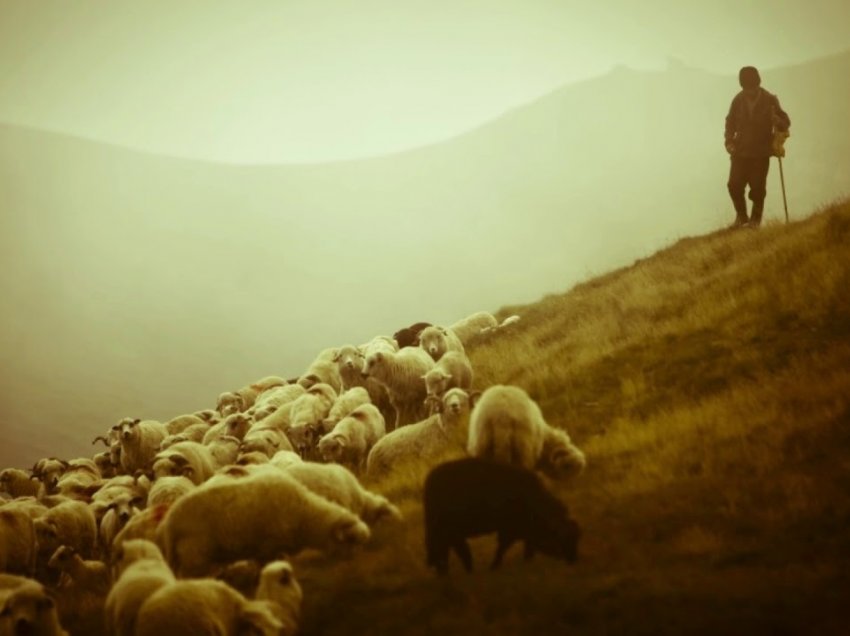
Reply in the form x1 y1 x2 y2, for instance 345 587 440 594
297 198 850 635
1 50 849 468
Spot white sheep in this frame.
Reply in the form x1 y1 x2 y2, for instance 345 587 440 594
217 375 288 416
104 539 175 636
205 435 243 468
253 383 306 411
0 505 36 576
361 347 435 429
255 560 302 635
158 421 210 449
98 492 144 557
54 458 101 499
151 441 217 485
0 468 40 499
163 413 207 436
283 459 401 525
157 469 371 577
0 578 68 636
47 545 110 593
366 388 476 478
30 457 68 495
422 350 473 410
110 505 170 559
146 475 195 508
448 310 499 344
467 384 547 471
297 348 343 393
117 418 168 475
418 325 465 361
202 412 252 445
287 383 338 455
135 579 283 636
324 386 372 430
334 344 396 425
33 500 98 562
239 424 294 458
317 404 386 471
537 426 587 481
88 476 147 525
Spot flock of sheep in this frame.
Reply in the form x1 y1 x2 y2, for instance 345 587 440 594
0 310 587 635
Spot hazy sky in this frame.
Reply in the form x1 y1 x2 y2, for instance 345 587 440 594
1 0 848 162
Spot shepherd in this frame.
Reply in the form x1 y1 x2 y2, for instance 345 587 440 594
724 66 791 228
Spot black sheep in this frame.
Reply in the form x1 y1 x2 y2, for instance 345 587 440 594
423 457 580 574
392 322 432 349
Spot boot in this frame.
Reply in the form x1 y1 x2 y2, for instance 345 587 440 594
730 197 748 228
749 200 764 228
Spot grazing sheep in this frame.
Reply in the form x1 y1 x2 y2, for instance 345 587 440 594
30 458 68 495
117 419 168 475
33 500 98 562
135 579 282 636
467 384 547 471
361 347 435 429
146 476 195 508
422 350 473 411
0 469 40 499
392 321 432 348
217 375 288 417
205 435 242 468
0 506 36 576
537 426 587 481
152 441 217 485
366 388 477 478
255 560 302 635
194 409 220 424
423 458 581 574
448 311 499 344
282 460 401 525
317 404 386 471
253 383 305 411
157 469 371 577
418 325 465 362
104 539 175 636
47 545 110 636
0 578 68 636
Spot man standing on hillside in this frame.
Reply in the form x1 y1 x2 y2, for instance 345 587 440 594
724 66 791 228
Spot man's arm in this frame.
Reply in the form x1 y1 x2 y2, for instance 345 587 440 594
772 95 791 132
724 95 739 152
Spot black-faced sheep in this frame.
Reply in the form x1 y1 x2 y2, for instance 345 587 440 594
0 578 68 636
366 388 477 478
135 579 282 636
418 325 465 362
422 350 473 412
104 539 175 636
317 404 386 471
157 469 371 577
423 457 581 574
361 348 435 429
117 418 168 475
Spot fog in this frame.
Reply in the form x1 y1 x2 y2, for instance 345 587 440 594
1 3 849 467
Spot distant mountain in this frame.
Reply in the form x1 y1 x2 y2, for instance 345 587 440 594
1 50 848 468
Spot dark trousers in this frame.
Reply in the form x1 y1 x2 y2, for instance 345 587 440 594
728 156 770 221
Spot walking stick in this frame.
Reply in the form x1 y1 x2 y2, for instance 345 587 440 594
778 156 789 224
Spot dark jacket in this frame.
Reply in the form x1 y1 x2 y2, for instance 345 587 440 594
725 87 790 157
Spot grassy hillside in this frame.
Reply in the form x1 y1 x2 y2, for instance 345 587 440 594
291 200 850 635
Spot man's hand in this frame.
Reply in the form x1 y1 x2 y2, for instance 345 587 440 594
725 141 735 155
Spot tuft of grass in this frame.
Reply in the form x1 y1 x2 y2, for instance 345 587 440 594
291 199 850 635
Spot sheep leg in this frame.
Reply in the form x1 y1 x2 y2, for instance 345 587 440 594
491 532 518 569
451 539 473 572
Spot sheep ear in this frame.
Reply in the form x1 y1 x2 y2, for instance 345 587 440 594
332 518 365 544
438 327 448 334
331 349 341 362
469 391 483 408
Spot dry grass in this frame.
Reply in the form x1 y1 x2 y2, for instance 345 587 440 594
291 199 850 635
